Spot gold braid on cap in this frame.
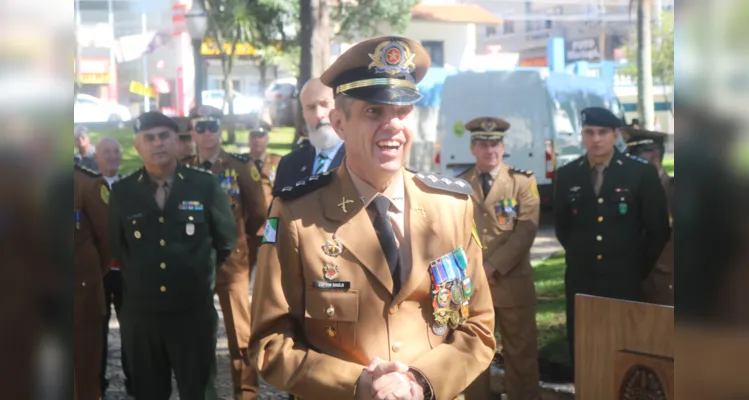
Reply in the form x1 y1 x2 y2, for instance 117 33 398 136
626 139 655 147
336 78 418 94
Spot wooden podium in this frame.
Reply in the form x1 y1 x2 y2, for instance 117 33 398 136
575 294 674 399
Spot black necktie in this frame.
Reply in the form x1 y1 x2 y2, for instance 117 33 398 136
369 196 401 293
480 172 492 197
254 158 263 172
202 160 212 170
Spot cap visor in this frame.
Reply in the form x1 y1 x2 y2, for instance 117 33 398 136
344 86 423 106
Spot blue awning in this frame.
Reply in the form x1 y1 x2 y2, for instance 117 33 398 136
416 67 458 108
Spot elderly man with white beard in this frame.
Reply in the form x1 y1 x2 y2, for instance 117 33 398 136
272 78 346 194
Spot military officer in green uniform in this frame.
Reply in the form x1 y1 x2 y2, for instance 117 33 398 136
553 107 670 368
108 111 237 400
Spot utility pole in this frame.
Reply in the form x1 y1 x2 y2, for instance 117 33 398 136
637 0 655 130
108 0 117 102
141 5 150 112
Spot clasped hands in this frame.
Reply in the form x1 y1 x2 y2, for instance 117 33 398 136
355 357 425 400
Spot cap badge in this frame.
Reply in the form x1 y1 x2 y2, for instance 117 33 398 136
480 119 497 132
135 118 141 130
368 40 416 76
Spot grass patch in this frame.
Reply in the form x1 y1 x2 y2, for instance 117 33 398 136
78 125 295 175
532 252 570 367
662 156 674 176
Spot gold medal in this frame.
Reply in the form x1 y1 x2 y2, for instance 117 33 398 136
322 239 344 257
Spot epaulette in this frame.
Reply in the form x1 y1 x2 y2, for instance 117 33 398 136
74 163 101 177
509 166 533 176
411 171 472 196
272 169 335 200
230 153 250 163
187 165 213 174
624 153 649 164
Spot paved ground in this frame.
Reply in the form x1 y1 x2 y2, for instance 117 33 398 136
102 212 561 399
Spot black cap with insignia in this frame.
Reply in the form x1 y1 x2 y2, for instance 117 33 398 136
320 36 431 106
465 117 510 141
620 127 667 153
133 111 180 134
580 107 623 129
250 120 272 137
188 105 223 121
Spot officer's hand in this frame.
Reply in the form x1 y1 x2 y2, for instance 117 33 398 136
355 369 374 400
483 262 497 285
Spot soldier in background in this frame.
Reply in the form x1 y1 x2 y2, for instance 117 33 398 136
74 163 111 399
173 117 196 162
622 127 674 306
246 122 281 266
186 105 268 400
109 111 237 398
460 117 541 400
74 126 99 171
553 107 670 367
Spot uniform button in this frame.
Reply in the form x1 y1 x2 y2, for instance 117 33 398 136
326 306 335 317
482 228 488 233
158 217 164 223
668 284 673 290
188 216 194 221
236 249 241 252
483 213 488 217
598 216 604 223
160 239 166 246
483 246 489 251
596 235 602 241
160 285 167 292
389 304 399 314
160 262 166 269
597 255 603 260
598 198 604 204
326 327 337 337
392 342 402 353
81 281 86 287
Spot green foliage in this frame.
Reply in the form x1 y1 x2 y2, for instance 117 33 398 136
332 0 419 41
621 11 674 86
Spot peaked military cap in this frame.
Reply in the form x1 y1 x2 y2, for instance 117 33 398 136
620 127 667 152
580 107 623 129
465 117 510 141
250 120 272 137
133 111 180 134
188 105 223 121
320 36 431 105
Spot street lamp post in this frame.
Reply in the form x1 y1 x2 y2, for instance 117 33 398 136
186 2 207 107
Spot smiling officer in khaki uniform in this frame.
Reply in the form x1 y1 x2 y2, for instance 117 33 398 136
249 36 496 400
185 105 268 400
74 163 111 399
459 118 541 400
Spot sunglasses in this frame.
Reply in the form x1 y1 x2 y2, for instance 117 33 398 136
142 130 173 142
195 120 220 134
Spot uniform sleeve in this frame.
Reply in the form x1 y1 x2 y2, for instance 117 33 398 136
84 179 112 274
108 183 125 262
639 164 671 279
239 161 268 236
486 175 540 275
409 198 496 400
249 202 364 398
209 177 238 266
553 168 570 249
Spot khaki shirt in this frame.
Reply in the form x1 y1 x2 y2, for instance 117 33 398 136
459 164 540 307
250 167 496 400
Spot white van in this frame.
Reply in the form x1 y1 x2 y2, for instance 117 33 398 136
437 69 625 205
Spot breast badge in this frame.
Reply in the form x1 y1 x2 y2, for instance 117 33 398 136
429 246 473 336
322 238 344 257
323 261 339 281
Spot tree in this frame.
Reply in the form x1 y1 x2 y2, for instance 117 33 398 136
249 0 298 96
200 0 256 144
332 0 418 41
620 10 673 117
634 0 654 130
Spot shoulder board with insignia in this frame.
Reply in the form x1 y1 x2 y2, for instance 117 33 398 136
509 166 533 176
230 153 250 163
74 163 101 177
624 153 649 164
272 169 335 200
187 165 213 174
412 172 473 196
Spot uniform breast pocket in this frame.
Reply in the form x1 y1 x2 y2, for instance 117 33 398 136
174 210 208 240
124 214 146 243
611 192 634 218
304 290 359 351
495 199 518 231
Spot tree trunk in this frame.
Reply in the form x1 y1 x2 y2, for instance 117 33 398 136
296 0 331 145
259 60 268 97
637 0 655 130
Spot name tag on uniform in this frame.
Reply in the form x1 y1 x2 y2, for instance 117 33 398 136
312 281 351 290
186 223 195 236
